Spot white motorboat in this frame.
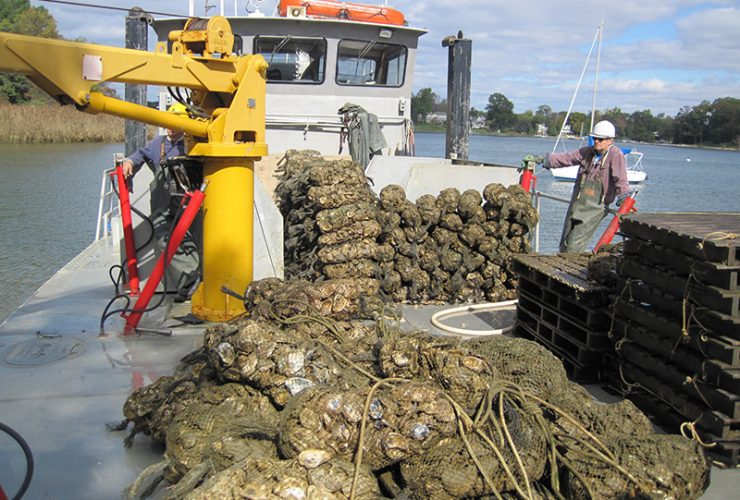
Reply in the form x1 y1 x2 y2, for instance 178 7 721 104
550 149 648 184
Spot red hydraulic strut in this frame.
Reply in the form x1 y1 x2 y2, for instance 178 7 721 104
112 154 140 295
122 185 206 335
593 191 638 252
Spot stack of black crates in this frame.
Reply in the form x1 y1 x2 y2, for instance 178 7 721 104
605 212 740 466
512 253 613 381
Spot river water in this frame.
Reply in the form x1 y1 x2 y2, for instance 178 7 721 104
1 136 738 322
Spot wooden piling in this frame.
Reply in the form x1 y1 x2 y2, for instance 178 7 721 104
124 8 149 157
443 31 471 161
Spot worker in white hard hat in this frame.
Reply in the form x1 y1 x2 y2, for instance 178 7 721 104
524 120 629 253
121 102 201 302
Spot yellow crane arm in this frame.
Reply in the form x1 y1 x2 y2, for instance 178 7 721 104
0 16 267 146
0 16 269 322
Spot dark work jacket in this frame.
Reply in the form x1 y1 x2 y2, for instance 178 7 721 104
125 135 186 175
546 144 629 204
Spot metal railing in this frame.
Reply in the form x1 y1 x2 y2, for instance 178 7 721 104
531 187 623 253
95 166 119 241
532 190 570 253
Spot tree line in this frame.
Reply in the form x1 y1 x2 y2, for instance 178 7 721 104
0 0 114 104
411 87 740 148
0 0 60 103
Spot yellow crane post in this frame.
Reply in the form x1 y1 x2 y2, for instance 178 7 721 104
0 17 268 321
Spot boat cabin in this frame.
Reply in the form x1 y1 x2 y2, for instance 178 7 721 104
151 13 426 156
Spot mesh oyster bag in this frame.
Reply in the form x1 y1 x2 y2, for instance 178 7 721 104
376 182 538 304
163 383 279 482
276 151 540 305
276 152 379 280
185 452 381 500
245 277 385 321
204 317 371 408
467 335 569 399
378 333 495 414
400 397 548 499
122 347 216 445
564 433 710 499
546 381 654 443
278 381 458 470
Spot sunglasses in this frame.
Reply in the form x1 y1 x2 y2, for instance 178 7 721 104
593 137 609 142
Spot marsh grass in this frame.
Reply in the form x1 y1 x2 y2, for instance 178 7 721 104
0 103 140 143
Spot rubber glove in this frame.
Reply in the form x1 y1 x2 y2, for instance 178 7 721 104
521 155 545 168
616 192 629 207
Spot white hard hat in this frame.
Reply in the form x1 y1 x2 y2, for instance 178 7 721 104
591 120 616 139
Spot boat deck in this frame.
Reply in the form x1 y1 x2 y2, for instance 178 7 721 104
0 236 737 498
0 237 208 498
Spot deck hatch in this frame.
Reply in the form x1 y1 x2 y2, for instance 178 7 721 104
3 336 86 366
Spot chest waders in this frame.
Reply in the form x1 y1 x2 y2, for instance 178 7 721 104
149 139 201 299
559 150 611 253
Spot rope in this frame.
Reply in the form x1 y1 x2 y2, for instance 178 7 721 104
267 298 347 344
349 377 407 500
495 390 534 499
614 362 716 456
452 400 503 500
607 278 633 339
617 361 640 392
470 384 533 499
677 261 700 352
680 420 716 448
697 231 737 260
683 375 713 410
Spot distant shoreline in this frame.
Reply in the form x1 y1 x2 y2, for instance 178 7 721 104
1 104 736 151
413 128 739 152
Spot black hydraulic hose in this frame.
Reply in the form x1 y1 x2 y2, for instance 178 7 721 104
108 264 124 294
99 199 186 334
167 87 209 119
0 422 33 500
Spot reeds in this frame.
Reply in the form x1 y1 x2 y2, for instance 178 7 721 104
0 103 126 143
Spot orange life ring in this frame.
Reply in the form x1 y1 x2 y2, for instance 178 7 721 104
279 0 407 26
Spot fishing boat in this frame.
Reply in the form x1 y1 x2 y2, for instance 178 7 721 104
0 4 518 497
0 2 735 498
551 22 648 185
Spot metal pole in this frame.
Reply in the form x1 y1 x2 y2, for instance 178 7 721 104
590 20 603 132
534 192 541 253
124 8 149 157
443 31 471 160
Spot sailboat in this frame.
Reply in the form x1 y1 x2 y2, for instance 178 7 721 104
551 22 647 184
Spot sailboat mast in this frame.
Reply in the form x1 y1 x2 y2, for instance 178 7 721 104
590 21 603 133
552 23 600 152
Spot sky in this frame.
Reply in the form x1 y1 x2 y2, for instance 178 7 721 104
30 0 740 117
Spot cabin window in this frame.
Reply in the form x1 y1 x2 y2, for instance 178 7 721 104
253 36 326 84
336 39 407 87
